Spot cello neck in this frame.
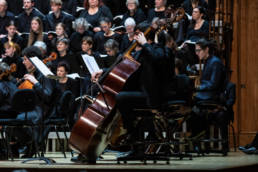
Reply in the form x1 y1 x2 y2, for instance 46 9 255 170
123 26 153 60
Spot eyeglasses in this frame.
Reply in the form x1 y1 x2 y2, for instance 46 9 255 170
195 49 202 53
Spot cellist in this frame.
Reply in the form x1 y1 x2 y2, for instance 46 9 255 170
90 21 175 159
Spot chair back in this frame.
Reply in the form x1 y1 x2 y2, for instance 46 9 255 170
56 90 74 118
11 89 36 112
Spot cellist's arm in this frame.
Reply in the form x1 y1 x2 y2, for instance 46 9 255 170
91 69 103 82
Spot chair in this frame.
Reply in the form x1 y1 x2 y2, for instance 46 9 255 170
44 90 74 158
0 89 38 160
117 75 194 163
192 100 230 156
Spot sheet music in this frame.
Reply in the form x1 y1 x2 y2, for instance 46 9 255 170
67 73 80 79
81 54 100 74
29 57 56 78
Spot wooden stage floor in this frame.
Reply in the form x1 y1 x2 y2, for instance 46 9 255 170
0 151 258 172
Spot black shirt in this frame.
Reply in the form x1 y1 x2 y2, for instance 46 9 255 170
16 8 46 33
0 11 15 35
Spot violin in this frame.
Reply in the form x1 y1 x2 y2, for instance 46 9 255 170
0 63 16 80
43 52 57 64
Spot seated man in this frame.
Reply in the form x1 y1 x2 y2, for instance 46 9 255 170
189 38 226 144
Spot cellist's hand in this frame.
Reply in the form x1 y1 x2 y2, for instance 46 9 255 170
91 69 103 82
134 32 147 45
24 74 39 85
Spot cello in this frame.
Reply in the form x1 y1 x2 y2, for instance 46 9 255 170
69 26 153 162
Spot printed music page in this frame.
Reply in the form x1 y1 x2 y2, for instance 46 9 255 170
29 57 56 79
81 54 100 75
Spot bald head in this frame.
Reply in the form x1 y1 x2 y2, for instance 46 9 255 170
0 0 7 6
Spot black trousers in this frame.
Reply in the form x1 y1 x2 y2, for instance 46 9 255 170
116 91 149 133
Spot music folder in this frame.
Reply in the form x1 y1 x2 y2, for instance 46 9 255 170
29 57 60 80
81 54 100 75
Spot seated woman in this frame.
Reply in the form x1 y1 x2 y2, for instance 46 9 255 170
27 16 48 47
186 6 209 42
47 22 68 54
120 17 136 52
93 17 121 54
75 36 104 94
147 0 167 23
79 0 113 33
0 62 18 118
121 0 146 25
49 38 78 74
69 18 94 53
0 20 25 56
1 41 26 79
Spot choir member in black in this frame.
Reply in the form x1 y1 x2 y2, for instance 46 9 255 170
47 22 68 54
102 39 121 68
121 0 146 25
69 17 94 53
6 0 23 16
16 0 45 33
189 38 225 146
62 0 78 16
45 0 75 36
14 46 54 158
147 0 167 23
186 6 209 42
120 17 136 52
50 38 77 74
27 16 47 47
75 36 104 94
0 0 14 35
0 62 18 119
33 41 48 60
182 0 208 16
1 41 26 79
34 0 50 15
91 22 175 149
79 0 113 33
93 17 121 54
0 20 25 56
53 61 78 120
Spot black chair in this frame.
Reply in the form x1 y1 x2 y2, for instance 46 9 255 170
44 90 74 158
192 99 231 156
0 89 38 160
117 75 194 163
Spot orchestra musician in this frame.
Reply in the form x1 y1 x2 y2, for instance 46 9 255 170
88 21 176 160
13 46 54 158
189 38 226 147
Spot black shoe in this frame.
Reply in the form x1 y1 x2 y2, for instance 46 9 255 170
239 143 253 151
71 154 96 164
242 147 257 154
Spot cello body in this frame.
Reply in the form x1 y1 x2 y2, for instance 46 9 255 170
69 58 140 160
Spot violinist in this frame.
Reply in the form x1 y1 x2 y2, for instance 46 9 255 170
13 46 54 158
1 41 26 79
0 62 17 118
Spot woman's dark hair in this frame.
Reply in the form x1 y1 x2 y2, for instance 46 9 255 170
5 20 18 28
84 0 103 10
82 36 93 45
196 38 218 56
57 61 70 73
22 46 42 59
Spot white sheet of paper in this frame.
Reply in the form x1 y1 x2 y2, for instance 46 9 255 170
66 73 80 79
81 54 100 74
30 57 55 77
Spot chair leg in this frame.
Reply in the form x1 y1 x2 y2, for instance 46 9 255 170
230 124 236 152
55 126 66 158
1 128 9 160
